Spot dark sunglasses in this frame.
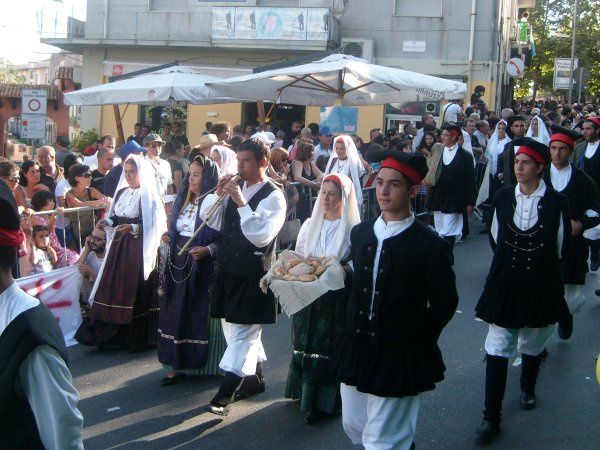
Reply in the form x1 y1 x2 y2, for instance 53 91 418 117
79 172 92 178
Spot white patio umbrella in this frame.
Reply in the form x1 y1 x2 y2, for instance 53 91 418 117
207 54 467 107
64 65 232 106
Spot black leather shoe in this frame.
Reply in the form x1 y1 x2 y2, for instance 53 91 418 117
234 379 265 402
303 408 322 425
595 289 600 297
160 372 185 387
558 314 573 340
476 419 500 442
520 392 536 410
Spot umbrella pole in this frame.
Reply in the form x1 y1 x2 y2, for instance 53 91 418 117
257 100 266 127
113 104 125 145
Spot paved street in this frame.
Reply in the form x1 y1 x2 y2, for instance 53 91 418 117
69 220 600 450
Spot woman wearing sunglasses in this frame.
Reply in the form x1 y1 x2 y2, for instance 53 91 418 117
65 164 111 250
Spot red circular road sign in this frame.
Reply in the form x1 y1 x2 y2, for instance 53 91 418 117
28 99 41 112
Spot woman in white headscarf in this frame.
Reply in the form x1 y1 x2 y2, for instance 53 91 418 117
325 135 365 209
526 115 551 145
284 173 360 425
76 154 167 351
211 145 238 176
478 120 512 228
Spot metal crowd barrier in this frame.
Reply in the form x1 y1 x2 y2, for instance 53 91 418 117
29 205 108 255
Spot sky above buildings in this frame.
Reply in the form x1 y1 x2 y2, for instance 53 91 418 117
0 0 86 64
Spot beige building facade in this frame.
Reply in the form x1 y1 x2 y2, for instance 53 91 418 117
43 0 535 145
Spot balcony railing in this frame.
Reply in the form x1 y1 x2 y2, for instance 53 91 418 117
39 12 85 40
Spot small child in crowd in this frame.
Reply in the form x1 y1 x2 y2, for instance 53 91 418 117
29 224 57 275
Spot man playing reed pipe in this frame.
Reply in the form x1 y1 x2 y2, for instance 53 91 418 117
200 137 286 416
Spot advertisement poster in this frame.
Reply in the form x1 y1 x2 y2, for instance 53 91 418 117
320 107 358 134
212 7 329 41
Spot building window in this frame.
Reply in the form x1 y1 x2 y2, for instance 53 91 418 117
149 0 189 12
394 0 442 17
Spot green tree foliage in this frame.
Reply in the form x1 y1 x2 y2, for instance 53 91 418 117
518 0 600 100
0 58 25 83
72 129 99 153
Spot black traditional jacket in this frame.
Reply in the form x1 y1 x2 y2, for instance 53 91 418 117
333 219 458 398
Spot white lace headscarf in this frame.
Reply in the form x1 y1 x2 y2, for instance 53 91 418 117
212 145 238 176
90 154 167 304
302 173 360 260
486 120 511 176
526 115 551 145
324 135 365 206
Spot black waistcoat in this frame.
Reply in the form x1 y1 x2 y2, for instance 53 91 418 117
210 181 281 324
428 148 477 213
0 303 69 449
544 165 600 284
475 186 572 328
582 144 600 188
333 219 458 397
218 181 277 277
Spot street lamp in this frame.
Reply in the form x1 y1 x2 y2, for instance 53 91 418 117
567 0 579 104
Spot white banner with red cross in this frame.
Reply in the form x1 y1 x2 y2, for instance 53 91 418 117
16 266 83 347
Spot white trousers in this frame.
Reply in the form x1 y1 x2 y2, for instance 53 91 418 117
484 324 556 358
433 211 463 238
564 284 585 315
219 320 267 377
340 383 420 450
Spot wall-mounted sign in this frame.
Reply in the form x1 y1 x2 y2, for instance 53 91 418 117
212 7 330 41
402 41 426 52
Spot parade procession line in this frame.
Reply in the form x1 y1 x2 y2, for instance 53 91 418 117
69 220 600 449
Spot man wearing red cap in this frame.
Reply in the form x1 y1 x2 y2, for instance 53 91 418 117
334 147 458 450
544 125 600 339
475 137 572 443
573 116 600 270
428 124 476 263
0 181 83 448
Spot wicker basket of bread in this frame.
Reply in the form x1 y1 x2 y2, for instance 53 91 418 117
260 250 346 316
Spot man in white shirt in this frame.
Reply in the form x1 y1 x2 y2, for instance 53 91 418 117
427 125 476 264
0 181 83 449
143 133 173 197
475 137 571 443
573 117 600 270
441 100 462 124
77 227 107 302
201 137 286 416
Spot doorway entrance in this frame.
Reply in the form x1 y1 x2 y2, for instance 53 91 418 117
241 102 306 133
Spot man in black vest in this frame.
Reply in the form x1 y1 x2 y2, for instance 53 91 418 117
475 138 571 443
544 125 600 339
200 138 286 416
0 181 83 449
572 116 600 271
497 115 527 186
334 149 458 450
427 124 476 263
